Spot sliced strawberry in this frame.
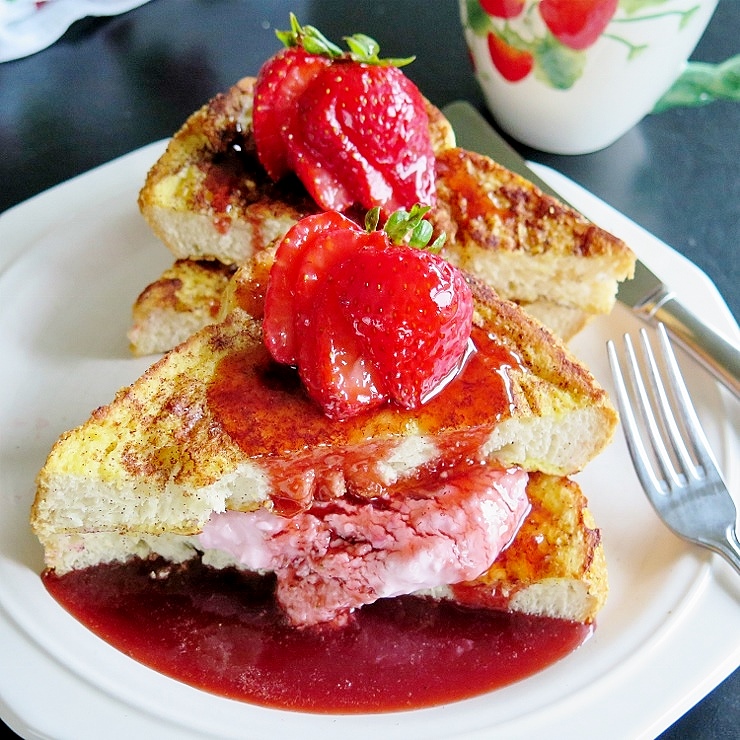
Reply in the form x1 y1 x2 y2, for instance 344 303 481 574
253 46 331 181
297 281 388 421
539 0 618 51
292 224 387 355
331 243 474 408
290 62 435 215
263 206 472 421
487 32 534 82
263 210 359 364
252 16 435 217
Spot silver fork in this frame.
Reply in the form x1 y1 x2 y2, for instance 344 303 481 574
607 323 740 575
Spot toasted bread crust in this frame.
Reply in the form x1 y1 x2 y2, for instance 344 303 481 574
138 77 316 264
433 148 635 314
128 259 237 356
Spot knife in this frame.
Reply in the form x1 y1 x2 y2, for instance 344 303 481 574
442 100 740 400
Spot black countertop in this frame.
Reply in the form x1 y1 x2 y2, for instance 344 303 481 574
1 1 737 737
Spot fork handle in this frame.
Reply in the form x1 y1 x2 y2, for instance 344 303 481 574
642 296 740 400
706 527 740 577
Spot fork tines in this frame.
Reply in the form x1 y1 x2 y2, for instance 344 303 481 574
608 323 740 575
607 323 719 496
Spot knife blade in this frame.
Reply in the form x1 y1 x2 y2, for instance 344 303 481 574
442 100 740 399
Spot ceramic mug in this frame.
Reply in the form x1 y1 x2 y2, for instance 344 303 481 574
459 0 719 154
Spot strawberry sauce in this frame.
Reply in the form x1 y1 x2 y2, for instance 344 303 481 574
43 558 591 712
206 326 523 511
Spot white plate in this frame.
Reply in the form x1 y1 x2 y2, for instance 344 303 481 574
0 144 738 740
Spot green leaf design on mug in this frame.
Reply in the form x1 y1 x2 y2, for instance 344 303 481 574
653 55 740 112
534 34 586 89
465 0 493 34
613 0 699 27
619 0 678 14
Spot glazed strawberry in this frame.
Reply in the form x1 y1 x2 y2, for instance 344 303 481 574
290 61 435 215
332 233 474 409
263 210 363 365
297 283 389 421
487 32 534 82
539 0 618 51
263 206 473 420
253 15 435 217
253 45 333 181
264 209 392 418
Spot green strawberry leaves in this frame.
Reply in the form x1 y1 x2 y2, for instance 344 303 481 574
277 13 343 57
366 205 446 252
276 13 414 68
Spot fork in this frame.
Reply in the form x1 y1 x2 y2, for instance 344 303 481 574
607 323 740 575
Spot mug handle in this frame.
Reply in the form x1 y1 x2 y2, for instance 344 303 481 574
653 54 740 112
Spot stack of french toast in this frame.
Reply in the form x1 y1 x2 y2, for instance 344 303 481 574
32 17 635 631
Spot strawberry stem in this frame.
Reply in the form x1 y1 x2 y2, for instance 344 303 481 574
375 205 446 252
275 13 414 67
365 207 382 233
276 13 343 57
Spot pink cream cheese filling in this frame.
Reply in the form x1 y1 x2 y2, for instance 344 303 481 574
199 466 530 627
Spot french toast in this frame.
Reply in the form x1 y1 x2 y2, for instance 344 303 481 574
431 147 636 339
441 472 607 624
137 76 455 265
127 259 237 357
132 76 634 354
33 270 615 626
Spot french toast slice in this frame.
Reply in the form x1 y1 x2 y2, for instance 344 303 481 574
128 259 237 356
132 77 634 354
137 76 455 265
33 273 616 599
431 148 636 336
35 471 607 625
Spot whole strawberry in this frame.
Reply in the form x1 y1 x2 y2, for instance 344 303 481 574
263 206 474 420
253 15 436 218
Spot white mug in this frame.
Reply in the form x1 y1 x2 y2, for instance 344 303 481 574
459 0 719 154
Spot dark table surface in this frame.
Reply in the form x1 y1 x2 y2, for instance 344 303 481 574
1 1 737 737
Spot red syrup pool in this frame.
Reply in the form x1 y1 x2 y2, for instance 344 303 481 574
43 557 592 713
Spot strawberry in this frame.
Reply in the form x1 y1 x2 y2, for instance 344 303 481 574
290 62 436 215
332 235 474 409
252 46 333 181
253 15 435 217
486 32 534 82
539 0 618 51
262 206 473 420
297 283 389 421
263 210 363 365
479 0 526 19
